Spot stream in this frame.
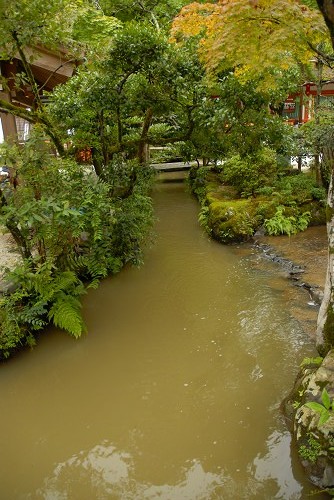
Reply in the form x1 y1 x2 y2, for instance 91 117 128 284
0 175 328 499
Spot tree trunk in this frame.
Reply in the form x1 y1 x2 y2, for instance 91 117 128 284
91 148 104 178
316 173 334 353
317 1 334 49
0 190 32 260
137 107 153 165
315 0 334 352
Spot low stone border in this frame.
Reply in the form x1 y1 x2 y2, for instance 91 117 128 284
253 240 324 305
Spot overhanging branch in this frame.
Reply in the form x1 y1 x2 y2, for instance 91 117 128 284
0 98 40 123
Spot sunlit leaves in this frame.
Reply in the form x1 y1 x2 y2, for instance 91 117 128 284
72 7 121 53
0 0 120 60
171 0 329 89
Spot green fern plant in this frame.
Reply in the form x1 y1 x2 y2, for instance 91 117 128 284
48 292 86 338
0 261 87 358
198 205 211 233
264 206 311 236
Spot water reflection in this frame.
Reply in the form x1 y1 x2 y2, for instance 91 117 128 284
36 435 308 500
254 431 302 500
36 441 227 499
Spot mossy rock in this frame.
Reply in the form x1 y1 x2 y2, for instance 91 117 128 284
303 202 326 226
283 351 334 494
189 166 326 242
208 199 261 243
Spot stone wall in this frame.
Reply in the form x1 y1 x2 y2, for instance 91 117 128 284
284 351 334 493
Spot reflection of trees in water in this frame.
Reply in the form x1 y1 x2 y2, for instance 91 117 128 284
37 435 311 498
37 441 227 498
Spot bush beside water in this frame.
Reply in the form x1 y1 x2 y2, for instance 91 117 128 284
0 136 155 360
189 152 326 244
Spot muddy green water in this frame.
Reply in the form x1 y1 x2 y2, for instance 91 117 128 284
0 179 327 499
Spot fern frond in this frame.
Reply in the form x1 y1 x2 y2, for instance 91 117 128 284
48 293 86 338
87 279 100 289
51 270 81 295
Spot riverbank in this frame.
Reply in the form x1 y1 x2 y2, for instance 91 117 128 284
255 225 327 292
238 225 332 493
232 224 327 340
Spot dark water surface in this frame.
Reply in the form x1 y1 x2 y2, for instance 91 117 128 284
0 179 327 499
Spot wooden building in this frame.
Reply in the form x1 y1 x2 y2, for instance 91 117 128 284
282 81 334 125
0 45 77 143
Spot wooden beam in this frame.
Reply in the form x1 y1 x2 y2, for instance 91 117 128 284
22 46 76 78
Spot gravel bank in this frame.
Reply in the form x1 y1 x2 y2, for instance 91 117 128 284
0 231 22 284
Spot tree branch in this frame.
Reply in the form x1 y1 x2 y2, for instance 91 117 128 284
11 31 43 110
307 41 334 64
0 98 40 123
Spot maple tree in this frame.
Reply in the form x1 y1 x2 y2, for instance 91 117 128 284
171 0 329 89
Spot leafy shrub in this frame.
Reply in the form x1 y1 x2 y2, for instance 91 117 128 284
188 166 211 202
111 192 154 266
221 147 277 196
272 173 326 205
264 206 311 236
0 134 155 359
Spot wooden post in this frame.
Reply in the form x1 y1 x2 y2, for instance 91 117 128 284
0 91 18 143
297 87 304 172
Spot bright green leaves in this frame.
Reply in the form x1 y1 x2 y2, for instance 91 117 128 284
48 291 86 339
305 388 334 426
72 7 121 52
107 21 167 73
264 206 312 236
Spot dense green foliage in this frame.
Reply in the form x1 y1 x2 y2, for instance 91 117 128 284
219 148 278 197
190 162 326 242
264 206 311 236
0 131 154 358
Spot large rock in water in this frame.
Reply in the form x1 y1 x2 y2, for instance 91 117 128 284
284 350 334 493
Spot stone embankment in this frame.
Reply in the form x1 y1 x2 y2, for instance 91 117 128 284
257 226 334 495
284 352 334 494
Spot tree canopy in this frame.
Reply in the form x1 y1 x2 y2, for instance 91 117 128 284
171 0 329 89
